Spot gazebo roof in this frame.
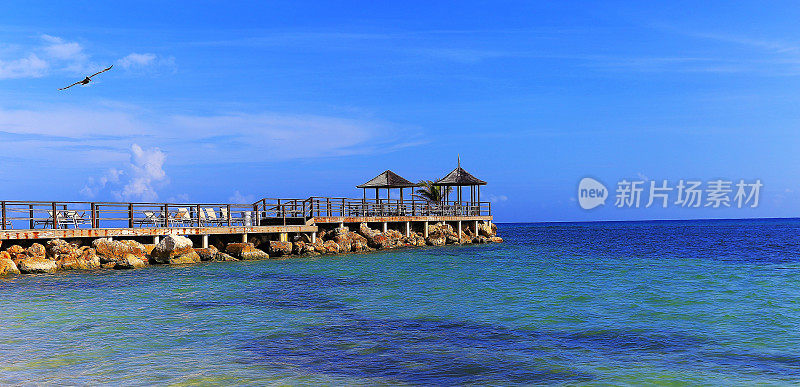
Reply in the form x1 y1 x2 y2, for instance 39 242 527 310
435 159 487 186
357 170 418 188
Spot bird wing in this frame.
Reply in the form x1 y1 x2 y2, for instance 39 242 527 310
58 80 82 91
88 65 113 78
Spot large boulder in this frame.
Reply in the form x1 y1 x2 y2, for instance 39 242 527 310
311 241 327 254
0 252 20 275
114 253 148 269
267 241 293 257
26 243 46 259
150 235 200 265
45 239 99 270
358 223 390 249
405 232 427 247
92 238 147 264
17 257 57 274
45 239 76 258
5 245 26 265
195 246 237 262
143 244 157 256
329 227 352 252
488 236 504 243
426 222 459 245
473 235 488 244
60 247 101 270
322 240 340 254
478 222 497 237
225 243 269 260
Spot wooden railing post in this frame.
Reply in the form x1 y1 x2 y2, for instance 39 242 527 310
128 203 134 228
253 204 259 226
226 204 231 227
196 204 202 227
91 203 97 228
1 201 6 230
164 204 170 227
29 204 34 229
52 202 58 229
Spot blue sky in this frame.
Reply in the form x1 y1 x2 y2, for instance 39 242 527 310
1 1 800 222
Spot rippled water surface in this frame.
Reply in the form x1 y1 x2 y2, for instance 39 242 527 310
2 220 800 385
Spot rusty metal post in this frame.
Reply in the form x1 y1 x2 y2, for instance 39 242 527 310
52 202 58 229
282 203 286 226
29 204 34 229
164 204 170 227
91 203 97 228
1 201 5 230
128 203 134 228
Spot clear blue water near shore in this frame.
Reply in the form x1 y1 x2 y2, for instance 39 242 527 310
2 219 800 385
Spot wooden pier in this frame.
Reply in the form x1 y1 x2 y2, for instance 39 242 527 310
0 197 492 246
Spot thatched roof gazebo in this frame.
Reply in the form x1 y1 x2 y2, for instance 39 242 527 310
435 157 486 209
357 170 418 202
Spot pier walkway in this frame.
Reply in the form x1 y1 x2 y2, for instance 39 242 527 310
0 197 492 245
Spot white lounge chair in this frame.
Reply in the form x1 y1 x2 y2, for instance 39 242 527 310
171 208 191 227
63 210 87 228
204 208 221 226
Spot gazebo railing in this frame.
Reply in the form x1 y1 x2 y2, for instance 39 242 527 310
297 197 490 218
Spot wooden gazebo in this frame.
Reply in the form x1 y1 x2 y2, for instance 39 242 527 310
435 158 487 214
357 170 418 202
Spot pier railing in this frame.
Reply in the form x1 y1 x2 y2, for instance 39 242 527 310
0 197 491 231
0 201 263 230
254 197 491 219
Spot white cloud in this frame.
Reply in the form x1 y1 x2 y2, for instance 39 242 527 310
0 54 48 79
488 194 508 203
41 34 86 61
80 168 122 198
116 52 175 72
117 53 156 69
80 144 168 202
116 144 167 201
229 191 255 204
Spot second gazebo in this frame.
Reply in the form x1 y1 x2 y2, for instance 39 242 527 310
435 158 487 210
357 170 418 202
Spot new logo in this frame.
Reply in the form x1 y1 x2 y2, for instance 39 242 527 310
578 177 608 210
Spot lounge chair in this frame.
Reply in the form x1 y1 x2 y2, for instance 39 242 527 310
135 211 163 227
63 210 87 228
171 208 191 227
204 208 221 226
34 210 54 228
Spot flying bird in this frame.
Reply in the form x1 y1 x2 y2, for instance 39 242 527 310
58 65 113 90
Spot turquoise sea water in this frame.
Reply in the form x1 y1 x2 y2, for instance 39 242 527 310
2 220 800 385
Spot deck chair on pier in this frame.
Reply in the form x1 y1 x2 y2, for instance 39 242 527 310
135 211 162 227
204 208 222 226
34 210 54 228
63 210 88 228
171 208 191 227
